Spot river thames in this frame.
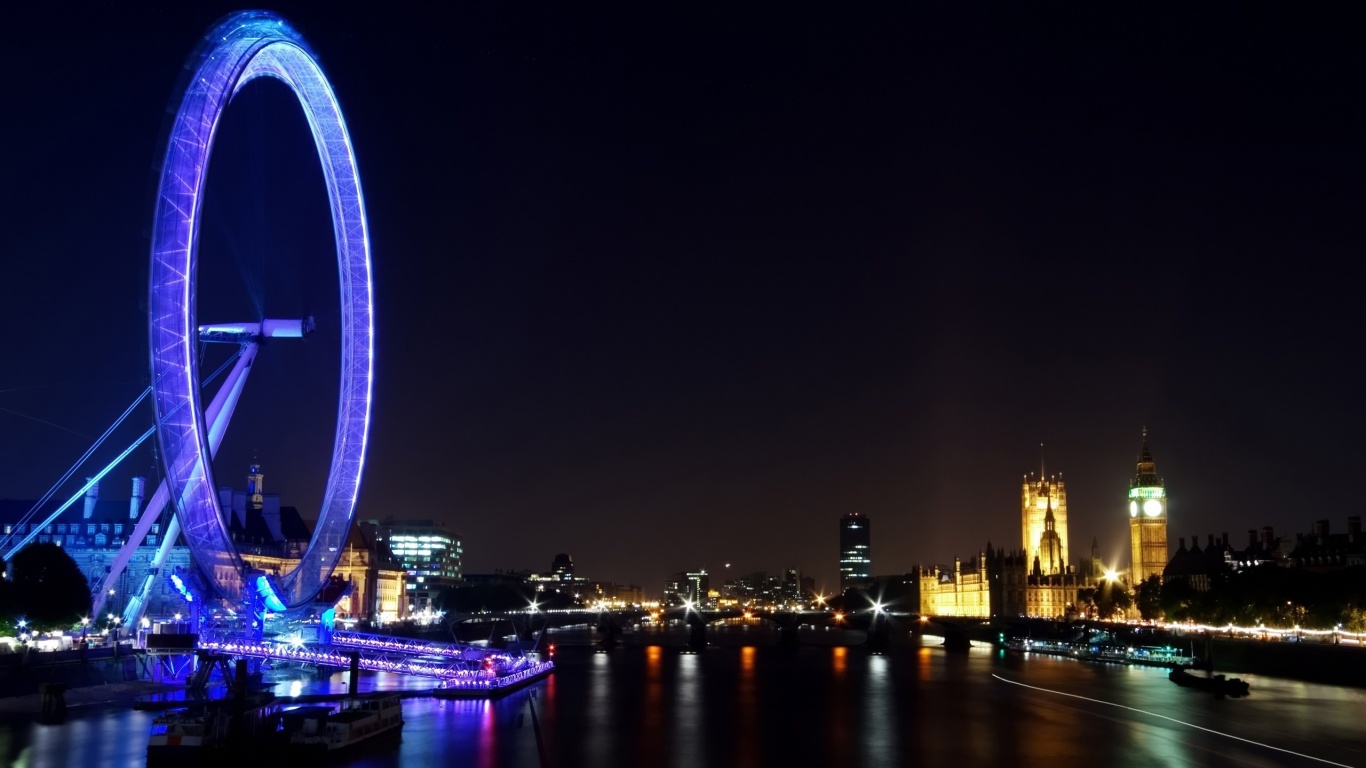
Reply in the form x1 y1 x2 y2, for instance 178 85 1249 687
4 627 1364 767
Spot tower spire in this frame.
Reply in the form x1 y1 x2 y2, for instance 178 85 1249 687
1133 428 1160 487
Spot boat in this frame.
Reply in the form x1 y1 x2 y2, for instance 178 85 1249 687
284 694 404 755
147 693 282 764
1169 666 1251 697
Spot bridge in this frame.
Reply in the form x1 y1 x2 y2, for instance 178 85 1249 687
452 606 968 651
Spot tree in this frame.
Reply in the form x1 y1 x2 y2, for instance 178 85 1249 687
1075 587 1097 620
1136 575 1163 621
6 543 91 632
1094 580 1132 620
1159 577 1201 623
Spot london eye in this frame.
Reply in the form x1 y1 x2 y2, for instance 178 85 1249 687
147 11 374 614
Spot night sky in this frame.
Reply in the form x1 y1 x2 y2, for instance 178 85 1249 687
3 4 1365 594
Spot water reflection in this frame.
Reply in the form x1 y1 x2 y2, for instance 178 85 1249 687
736 646 759 768
861 654 895 766
674 652 703 768
825 646 851 764
477 700 496 768
5 636 1363 768
638 645 665 766
584 649 614 766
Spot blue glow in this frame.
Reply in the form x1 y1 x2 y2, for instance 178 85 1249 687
255 575 288 613
147 11 374 609
169 572 194 603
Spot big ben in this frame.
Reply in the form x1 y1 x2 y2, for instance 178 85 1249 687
1128 428 1168 585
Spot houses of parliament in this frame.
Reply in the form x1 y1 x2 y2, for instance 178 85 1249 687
916 431 1167 619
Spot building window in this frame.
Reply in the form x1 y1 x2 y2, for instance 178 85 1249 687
87 524 96 536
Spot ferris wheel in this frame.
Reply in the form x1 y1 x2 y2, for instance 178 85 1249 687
146 11 375 613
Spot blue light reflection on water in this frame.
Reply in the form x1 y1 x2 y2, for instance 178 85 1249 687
4 631 1366 767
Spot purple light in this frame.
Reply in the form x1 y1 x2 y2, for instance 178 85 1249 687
196 639 553 683
147 12 373 609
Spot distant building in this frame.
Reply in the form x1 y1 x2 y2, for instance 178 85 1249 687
1022 472 1069 576
1128 429 1169 585
1 466 403 626
364 518 463 616
839 514 872 592
1287 517 1366 571
982 458 1088 619
685 570 710 608
551 553 575 581
330 522 408 626
919 555 991 618
0 477 191 621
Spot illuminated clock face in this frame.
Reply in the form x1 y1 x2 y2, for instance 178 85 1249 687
1129 501 1138 517
1143 499 1163 517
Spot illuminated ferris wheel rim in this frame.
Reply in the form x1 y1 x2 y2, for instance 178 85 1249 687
147 12 373 610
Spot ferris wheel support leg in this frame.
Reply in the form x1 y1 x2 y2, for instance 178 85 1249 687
96 345 260 629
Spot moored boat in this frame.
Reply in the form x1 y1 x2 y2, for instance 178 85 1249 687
147 693 281 764
284 694 404 755
1169 666 1251 697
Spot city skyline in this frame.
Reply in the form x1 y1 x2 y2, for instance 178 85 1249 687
4 4 1366 592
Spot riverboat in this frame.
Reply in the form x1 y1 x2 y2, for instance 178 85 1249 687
284 694 404 755
146 693 281 764
1169 667 1251 697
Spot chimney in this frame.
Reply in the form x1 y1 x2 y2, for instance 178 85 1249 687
82 478 100 519
1248 529 1258 548
1315 519 1329 542
1207 534 1215 549
1348 516 1362 540
1262 526 1275 549
129 476 146 520
1178 537 1186 550
1222 532 1229 549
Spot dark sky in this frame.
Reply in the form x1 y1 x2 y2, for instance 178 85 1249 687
3 3 1365 594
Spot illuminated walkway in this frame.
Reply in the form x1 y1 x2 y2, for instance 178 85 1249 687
198 637 552 690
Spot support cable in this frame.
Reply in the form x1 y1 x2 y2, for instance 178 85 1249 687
1 353 239 562
0 387 150 552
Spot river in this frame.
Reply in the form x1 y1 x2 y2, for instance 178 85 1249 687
3 626 1363 767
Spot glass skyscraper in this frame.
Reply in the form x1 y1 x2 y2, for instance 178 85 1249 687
839 513 872 592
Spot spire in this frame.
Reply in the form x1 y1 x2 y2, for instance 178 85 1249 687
1132 427 1161 488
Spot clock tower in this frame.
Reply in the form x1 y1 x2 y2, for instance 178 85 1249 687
1128 428 1168 585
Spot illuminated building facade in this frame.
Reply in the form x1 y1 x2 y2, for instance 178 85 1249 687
839 513 872 592
685 570 710 608
918 555 991 618
979 460 1087 619
1021 473 1069 575
0 478 191 622
366 518 463 616
1128 429 1169 585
